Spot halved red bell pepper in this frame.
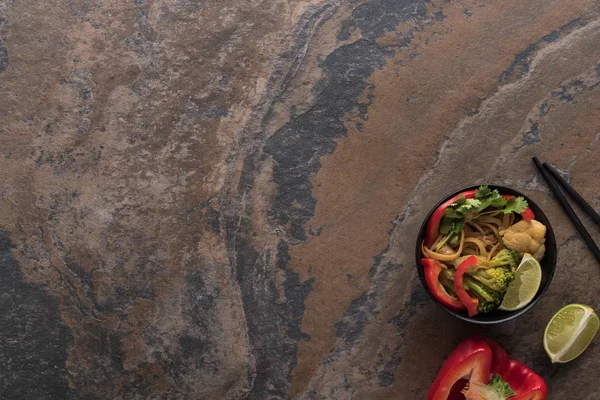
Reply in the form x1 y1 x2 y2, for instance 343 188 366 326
453 255 480 317
502 195 535 221
422 258 466 311
424 190 476 247
427 336 547 400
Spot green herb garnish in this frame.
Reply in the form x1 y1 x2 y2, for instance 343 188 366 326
435 186 528 251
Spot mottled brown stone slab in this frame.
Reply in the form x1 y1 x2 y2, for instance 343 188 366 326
1 0 600 399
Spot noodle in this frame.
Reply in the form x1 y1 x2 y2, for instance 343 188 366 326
465 231 484 238
421 231 465 261
468 222 485 234
487 243 500 260
464 237 487 257
462 242 480 255
481 223 499 236
475 216 503 226
502 213 510 230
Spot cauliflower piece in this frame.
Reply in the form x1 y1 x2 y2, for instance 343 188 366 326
499 220 547 261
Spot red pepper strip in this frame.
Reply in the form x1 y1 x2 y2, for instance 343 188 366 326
502 194 535 221
424 190 476 247
485 338 548 400
422 258 466 311
520 207 535 221
426 336 492 400
454 255 480 317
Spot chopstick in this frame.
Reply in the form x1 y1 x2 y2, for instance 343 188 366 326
532 157 600 263
543 162 600 226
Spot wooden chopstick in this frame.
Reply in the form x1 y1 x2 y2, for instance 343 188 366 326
543 162 600 227
532 157 600 264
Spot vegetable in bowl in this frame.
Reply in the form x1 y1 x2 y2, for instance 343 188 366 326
420 185 548 317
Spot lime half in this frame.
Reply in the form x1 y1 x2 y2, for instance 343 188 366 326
544 304 599 363
498 253 542 312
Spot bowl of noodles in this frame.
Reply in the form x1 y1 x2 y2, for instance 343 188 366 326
415 185 557 324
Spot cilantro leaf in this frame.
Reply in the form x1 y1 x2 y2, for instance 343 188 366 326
446 195 481 216
475 185 492 199
444 208 463 219
475 185 504 211
462 198 482 212
439 216 453 235
490 196 507 208
452 218 465 234
502 196 528 214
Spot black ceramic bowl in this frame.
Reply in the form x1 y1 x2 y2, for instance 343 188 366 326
415 185 557 324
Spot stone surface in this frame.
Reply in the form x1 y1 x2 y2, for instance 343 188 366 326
1 0 600 398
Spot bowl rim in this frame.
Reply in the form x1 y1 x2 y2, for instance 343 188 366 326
415 184 557 324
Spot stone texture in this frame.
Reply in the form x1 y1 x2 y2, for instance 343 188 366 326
1 0 600 398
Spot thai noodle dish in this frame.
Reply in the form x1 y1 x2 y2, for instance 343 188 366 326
420 186 547 317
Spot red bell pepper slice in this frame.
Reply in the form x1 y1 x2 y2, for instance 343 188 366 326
427 336 547 400
502 194 535 221
422 258 466 311
453 255 480 317
424 190 476 247
520 207 535 221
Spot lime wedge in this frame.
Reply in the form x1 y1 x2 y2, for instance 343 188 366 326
498 253 542 311
544 304 599 363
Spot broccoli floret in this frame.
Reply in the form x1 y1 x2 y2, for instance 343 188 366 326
441 250 520 315
466 249 518 295
452 250 519 270
481 249 520 269
452 255 487 269
462 275 503 314
468 266 516 294
440 269 501 313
